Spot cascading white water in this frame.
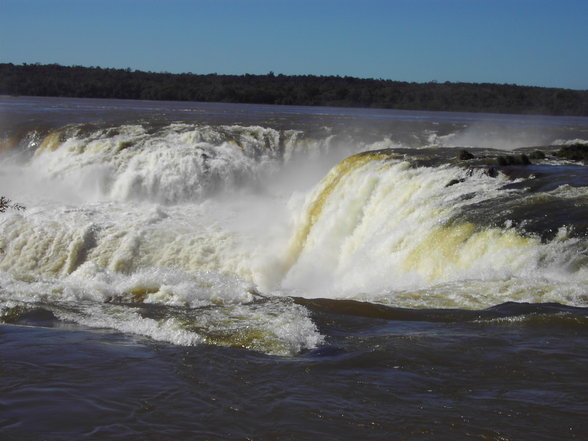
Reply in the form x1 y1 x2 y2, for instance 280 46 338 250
280 151 588 308
1 121 587 353
0 123 337 354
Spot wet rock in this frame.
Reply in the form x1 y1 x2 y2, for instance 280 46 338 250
445 178 465 187
520 153 532 165
496 154 531 166
485 167 499 178
470 166 499 178
458 149 475 160
447 165 498 187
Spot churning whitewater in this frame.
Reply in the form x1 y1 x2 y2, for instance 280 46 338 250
1 97 588 356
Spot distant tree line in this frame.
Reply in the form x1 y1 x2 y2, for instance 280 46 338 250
1 63 587 116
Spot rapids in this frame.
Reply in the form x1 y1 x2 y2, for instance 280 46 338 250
1 96 588 355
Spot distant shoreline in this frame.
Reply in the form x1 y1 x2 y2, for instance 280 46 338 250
2 63 587 117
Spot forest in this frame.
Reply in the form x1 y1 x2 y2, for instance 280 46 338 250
1 63 587 116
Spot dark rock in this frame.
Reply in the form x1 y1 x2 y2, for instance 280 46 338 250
496 154 531 166
458 149 475 160
520 153 531 165
486 167 499 178
445 178 465 187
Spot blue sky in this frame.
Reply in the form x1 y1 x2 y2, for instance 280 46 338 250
1 0 587 89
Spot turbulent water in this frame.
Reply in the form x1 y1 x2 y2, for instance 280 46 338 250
1 96 588 440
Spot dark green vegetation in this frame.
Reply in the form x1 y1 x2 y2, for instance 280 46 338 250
2 63 588 116
0 196 24 213
0 196 24 253
553 143 588 161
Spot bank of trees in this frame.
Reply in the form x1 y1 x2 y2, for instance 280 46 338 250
1 63 587 116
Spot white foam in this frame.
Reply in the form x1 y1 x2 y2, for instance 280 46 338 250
280 153 588 308
553 138 588 146
0 268 323 356
2 123 588 354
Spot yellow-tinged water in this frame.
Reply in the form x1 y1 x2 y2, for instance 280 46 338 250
285 150 398 272
403 223 536 281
